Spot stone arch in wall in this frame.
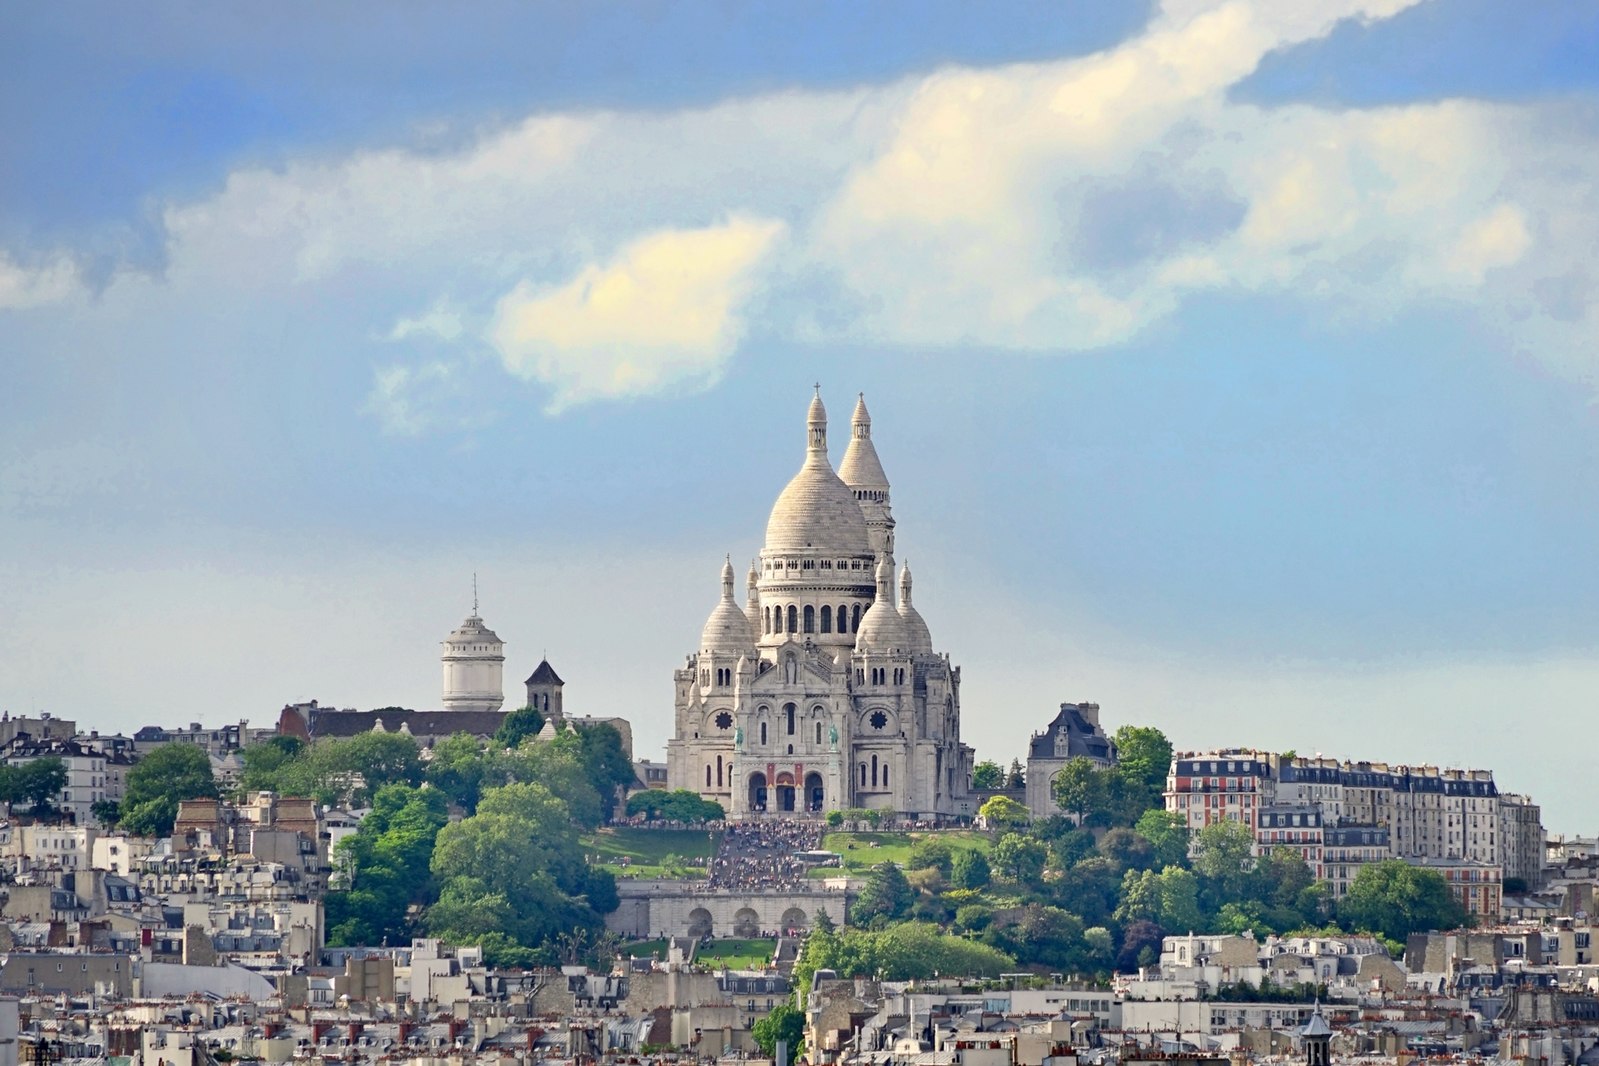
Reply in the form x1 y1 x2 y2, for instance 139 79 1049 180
688 907 713 938
781 907 808 933
733 907 761 938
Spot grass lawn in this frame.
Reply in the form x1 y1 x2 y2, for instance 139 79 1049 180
585 826 721 879
622 937 777 969
820 830 993 874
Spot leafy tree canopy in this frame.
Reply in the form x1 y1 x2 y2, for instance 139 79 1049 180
1338 860 1466 942
625 788 724 822
971 760 1004 790
121 744 218 837
853 862 915 926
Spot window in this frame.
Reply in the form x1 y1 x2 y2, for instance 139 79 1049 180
821 605 832 633
760 722 767 746
785 704 796 735
714 711 733 730
852 604 862 630
816 722 823 744
804 605 815 633
838 604 849 632
787 605 797 633
869 711 888 730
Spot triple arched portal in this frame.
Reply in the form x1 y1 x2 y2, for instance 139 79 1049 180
746 769 825 813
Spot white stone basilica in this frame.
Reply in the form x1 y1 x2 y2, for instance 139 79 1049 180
667 391 975 821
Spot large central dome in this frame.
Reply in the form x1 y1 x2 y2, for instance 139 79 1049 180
763 392 874 556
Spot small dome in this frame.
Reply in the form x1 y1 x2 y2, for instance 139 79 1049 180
765 393 873 555
701 557 757 653
897 563 933 653
855 557 909 653
443 614 503 648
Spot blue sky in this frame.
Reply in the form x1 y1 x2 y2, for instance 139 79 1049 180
2 0 1597 831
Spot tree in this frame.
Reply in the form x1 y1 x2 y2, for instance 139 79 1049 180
425 732 489 812
813 907 836 934
1099 827 1154 873
1134 808 1190 869
1191 819 1256 905
1339 860 1467 941
1050 757 1111 824
491 732 604 828
752 1004 805 1062
992 832 1047 885
625 788 723 823
1110 725 1173 799
951 849 991 890
1006 760 1025 788
577 722 638 821
984 904 1087 971
978 794 1030 829
325 784 450 946
907 838 955 876
121 744 217 837
427 781 615 957
853 862 915 925
971 760 1004 790
1116 919 1166 972
11 758 69 817
239 736 304 793
494 704 545 748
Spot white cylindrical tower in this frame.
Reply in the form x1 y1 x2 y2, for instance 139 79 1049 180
441 603 505 713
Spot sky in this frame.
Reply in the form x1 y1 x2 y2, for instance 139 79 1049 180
2 0 1597 832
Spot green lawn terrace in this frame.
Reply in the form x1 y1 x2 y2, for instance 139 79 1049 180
815 829 994 876
622 937 778 970
584 826 721 879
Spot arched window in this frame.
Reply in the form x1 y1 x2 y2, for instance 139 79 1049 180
816 721 823 744
852 604 862 630
840 603 850 632
821 605 832 633
884 766 890 788
760 721 767 746
787 605 798 633
706 764 712 788
871 754 879 787
804 605 815 633
716 755 724 788
785 703 796 735
860 763 867 786
763 606 771 634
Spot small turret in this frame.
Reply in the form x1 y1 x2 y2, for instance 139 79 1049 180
898 562 933 654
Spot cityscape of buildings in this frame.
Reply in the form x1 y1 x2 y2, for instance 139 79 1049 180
0 390 1594 1066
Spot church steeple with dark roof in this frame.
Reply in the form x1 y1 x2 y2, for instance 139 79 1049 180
524 657 564 719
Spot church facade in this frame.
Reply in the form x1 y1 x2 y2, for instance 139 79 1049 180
666 391 975 821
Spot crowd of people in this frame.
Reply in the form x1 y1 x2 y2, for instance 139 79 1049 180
706 819 824 890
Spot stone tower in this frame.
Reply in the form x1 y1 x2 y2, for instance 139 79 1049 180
441 590 505 713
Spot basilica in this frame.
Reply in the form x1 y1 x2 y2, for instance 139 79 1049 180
666 391 975 821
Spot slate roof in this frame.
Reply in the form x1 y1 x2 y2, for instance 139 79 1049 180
1028 703 1114 761
306 707 509 740
524 659 563 686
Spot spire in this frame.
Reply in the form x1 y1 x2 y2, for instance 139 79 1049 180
807 386 828 456
874 555 894 603
899 561 913 603
852 392 871 439
721 554 736 600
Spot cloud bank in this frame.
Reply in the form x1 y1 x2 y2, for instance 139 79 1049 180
8 0 1599 412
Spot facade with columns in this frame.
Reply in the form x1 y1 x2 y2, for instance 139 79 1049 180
666 391 975 821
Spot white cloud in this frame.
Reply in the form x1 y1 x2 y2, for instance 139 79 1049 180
387 305 466 343
488 216 786 412
363 360 459 436
5 0 1598 417
0 253 80 309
